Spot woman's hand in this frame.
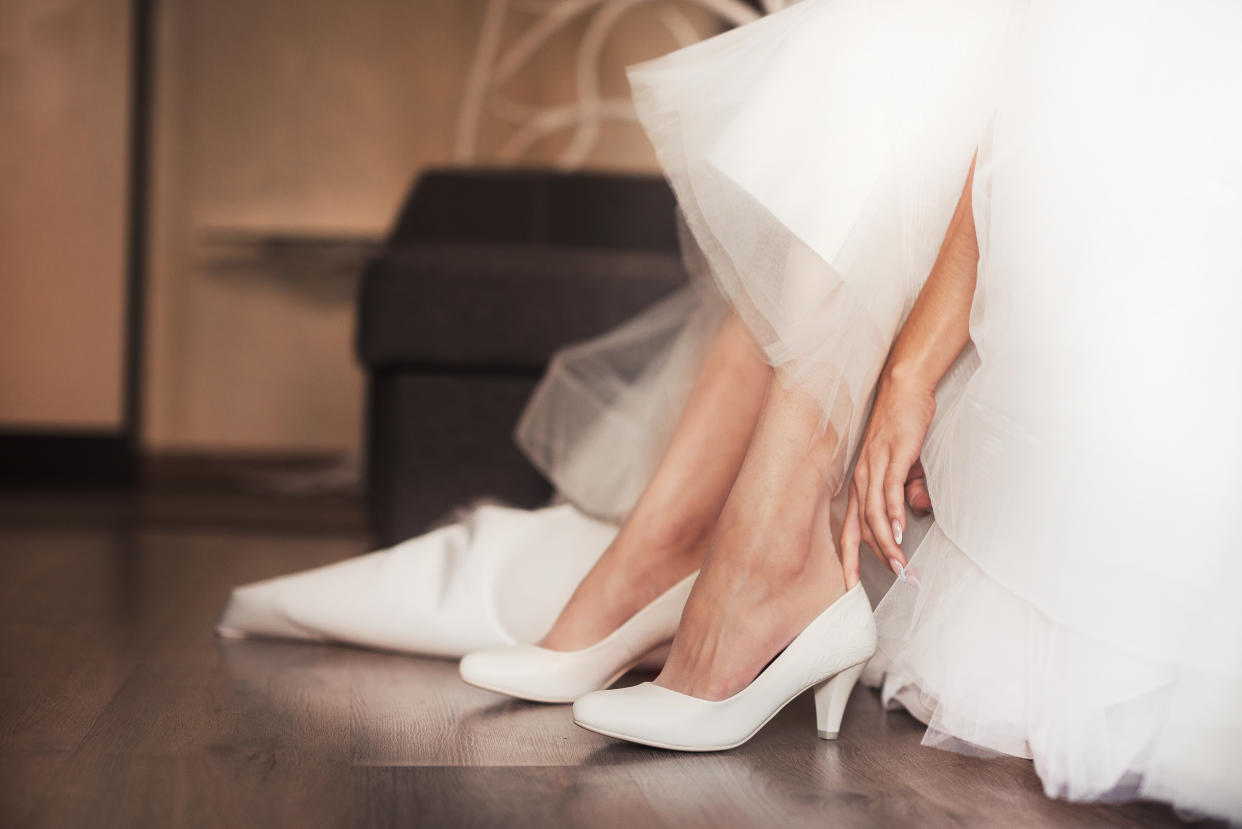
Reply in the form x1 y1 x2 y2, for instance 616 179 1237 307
838 155 980 588
840 371 936 586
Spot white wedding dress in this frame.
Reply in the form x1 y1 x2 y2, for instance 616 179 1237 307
220 0 1242 820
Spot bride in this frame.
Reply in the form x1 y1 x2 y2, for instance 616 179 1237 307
465 0 1242 819
226 0 1242 821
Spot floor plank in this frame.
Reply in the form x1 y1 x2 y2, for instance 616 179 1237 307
0 489 1212 828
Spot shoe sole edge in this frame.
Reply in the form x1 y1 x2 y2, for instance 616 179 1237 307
572 658 872 752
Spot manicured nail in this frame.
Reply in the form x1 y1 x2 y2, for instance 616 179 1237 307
889 559 906 581
892 520 903 545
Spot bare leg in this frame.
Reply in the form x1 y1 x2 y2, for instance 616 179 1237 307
541 312 770 650
655 374 847 700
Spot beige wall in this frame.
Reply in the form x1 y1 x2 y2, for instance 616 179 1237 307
0 0 131 430
146 0 706 454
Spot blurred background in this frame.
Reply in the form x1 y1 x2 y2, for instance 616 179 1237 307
0 0 770 540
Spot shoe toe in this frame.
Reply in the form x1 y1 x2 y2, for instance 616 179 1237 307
457 648 502 686
459 646 580 703
573 683 676 740
459 646 531 689
572 687 630 734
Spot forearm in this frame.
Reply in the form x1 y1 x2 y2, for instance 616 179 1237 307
884 157 979 394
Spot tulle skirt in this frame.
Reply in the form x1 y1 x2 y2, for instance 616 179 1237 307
517 0 1242 821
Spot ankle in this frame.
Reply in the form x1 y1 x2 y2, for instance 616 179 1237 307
715 477 820 566
616 510 713 568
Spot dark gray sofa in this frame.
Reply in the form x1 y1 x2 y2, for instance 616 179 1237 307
357 168 688 545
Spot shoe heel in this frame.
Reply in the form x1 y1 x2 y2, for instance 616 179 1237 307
813 662 865 740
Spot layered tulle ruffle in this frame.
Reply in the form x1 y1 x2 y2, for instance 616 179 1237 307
518 0 1242 820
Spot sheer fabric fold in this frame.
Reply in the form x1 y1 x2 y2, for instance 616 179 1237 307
517 0 1242 820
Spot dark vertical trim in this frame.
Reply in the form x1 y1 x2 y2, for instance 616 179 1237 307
0 0 153 487
121 0 155 482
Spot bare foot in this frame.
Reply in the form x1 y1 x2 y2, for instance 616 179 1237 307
539 314 769 652
654 378 848 700
539 515 708 652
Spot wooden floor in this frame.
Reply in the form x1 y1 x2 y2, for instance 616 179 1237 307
0 484 1209 828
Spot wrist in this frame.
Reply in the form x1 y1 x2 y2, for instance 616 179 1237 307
883 358 939 398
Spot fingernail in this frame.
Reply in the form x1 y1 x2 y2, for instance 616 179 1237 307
892 520 903 545
889 559 906 581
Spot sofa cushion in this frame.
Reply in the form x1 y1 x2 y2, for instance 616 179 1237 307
357 242 686 369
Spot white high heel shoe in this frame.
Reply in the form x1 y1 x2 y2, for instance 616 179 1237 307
572 581 876 750
458 571 698 703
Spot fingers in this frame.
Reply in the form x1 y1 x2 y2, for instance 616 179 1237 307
884 470 906 546
905 476 932 515
859 520 881 569
840 485 862 588
864 461 905 570
904 459 932 515
851 464 882 566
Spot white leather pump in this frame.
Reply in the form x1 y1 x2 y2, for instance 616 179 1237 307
571 581 876 750
458 570 698 703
